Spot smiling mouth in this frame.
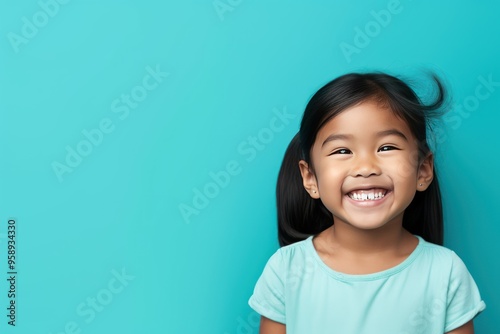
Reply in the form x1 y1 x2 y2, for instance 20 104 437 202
347 188 388 201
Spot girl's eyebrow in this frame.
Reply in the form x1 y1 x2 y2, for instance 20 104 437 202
376 129 408 142
321 133 353 147
321 129 408 148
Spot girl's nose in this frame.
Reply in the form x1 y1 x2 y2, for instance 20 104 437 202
351 154 381 177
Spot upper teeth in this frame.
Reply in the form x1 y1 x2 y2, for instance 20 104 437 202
348 189 386 201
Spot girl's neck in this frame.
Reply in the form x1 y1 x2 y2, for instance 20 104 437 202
313 221 419 275
317 218 416 256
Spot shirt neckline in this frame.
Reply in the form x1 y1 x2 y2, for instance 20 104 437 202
306 235 425 282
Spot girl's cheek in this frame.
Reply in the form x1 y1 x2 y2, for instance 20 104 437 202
392 158 418 179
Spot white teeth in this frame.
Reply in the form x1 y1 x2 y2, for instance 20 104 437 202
348 189 386 201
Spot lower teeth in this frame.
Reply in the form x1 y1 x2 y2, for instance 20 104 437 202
350 194 385 201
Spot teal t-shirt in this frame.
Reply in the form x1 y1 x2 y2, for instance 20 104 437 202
248 235 485 333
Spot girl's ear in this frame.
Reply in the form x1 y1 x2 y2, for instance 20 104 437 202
298 160 320 198
417 153 434 191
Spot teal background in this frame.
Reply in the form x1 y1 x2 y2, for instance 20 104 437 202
1 0 499 333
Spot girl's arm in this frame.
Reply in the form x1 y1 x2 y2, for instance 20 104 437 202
446 320 474 334
260 316 286 334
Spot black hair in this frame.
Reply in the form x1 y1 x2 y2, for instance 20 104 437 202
277 72 446 247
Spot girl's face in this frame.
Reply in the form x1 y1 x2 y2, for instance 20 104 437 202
299 100 434 231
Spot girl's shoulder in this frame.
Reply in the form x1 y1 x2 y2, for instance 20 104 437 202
276 236 314 259
261 236 314 272
375 236 476 283
416 236 468 266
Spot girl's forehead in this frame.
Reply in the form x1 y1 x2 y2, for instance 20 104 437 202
316 101 414 141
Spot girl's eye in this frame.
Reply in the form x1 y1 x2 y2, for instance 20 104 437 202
331 148 352 155
378 145 398 152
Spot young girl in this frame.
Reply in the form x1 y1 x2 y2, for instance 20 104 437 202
248 72 486 333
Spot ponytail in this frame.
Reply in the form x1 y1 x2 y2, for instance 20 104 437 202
276 133 332 247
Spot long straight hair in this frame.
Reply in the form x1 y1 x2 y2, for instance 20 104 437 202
277 72 446 247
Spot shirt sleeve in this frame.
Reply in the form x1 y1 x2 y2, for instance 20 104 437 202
444 251 486 332
248 249 286 324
